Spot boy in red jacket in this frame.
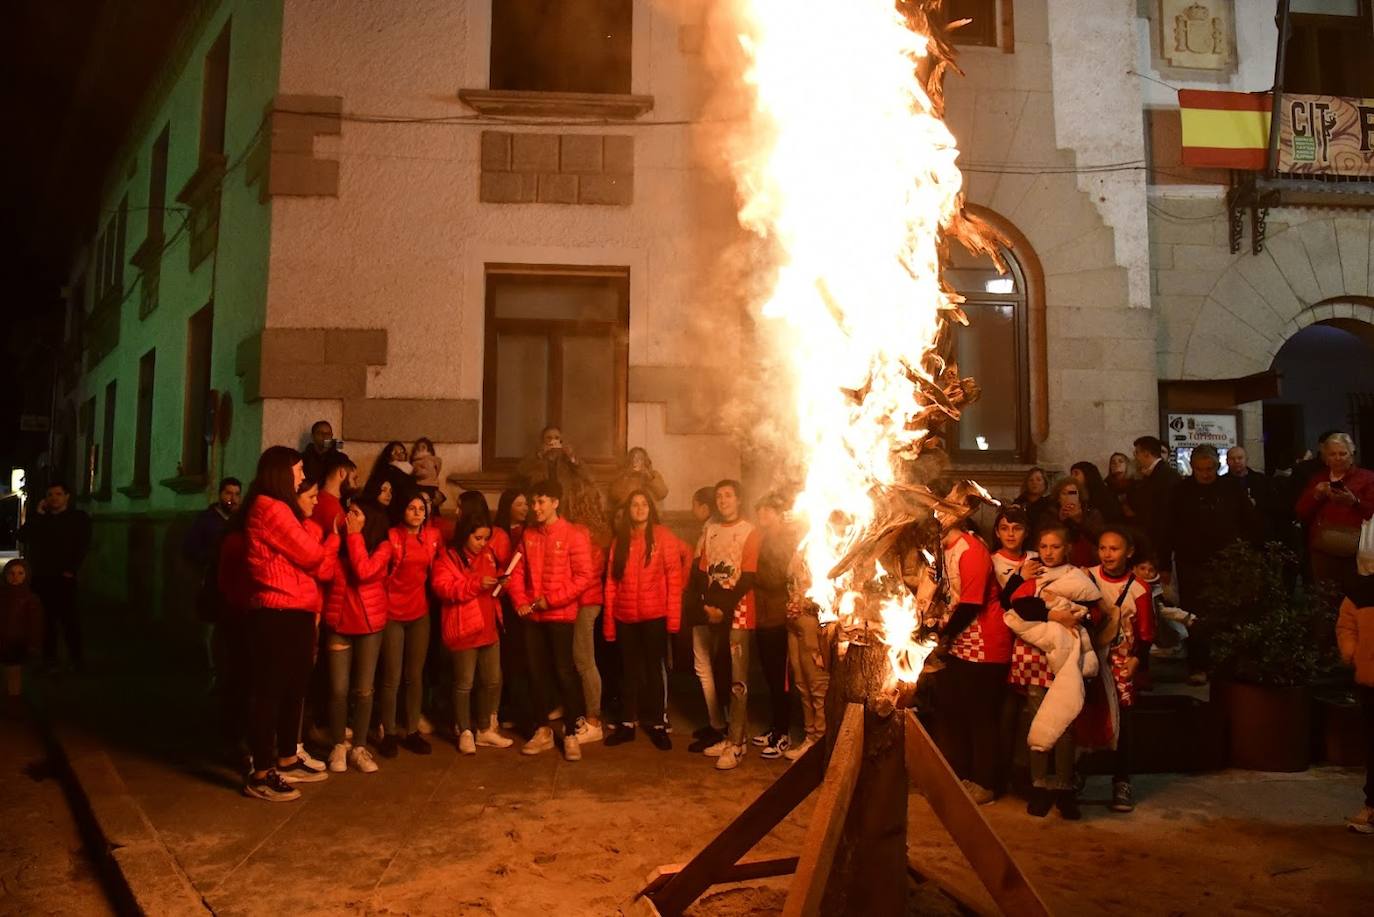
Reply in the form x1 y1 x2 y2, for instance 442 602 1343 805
507 480 594 761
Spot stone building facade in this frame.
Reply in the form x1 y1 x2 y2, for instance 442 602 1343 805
54 0 1371 617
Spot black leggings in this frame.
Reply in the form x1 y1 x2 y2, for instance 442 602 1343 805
525 620 584 728
617 618 668 727
248 609 316 772
756 625 791 737
937 656 1009 791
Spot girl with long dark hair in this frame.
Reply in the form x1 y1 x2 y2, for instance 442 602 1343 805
563 484 611 743
432 513 513 754
1071 460 1121 523
378 494 441 757
492 489 531 733
602 491 683 750
321 472 394 774
242 446 340 801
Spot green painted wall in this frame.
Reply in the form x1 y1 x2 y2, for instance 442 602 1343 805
69 0 284 618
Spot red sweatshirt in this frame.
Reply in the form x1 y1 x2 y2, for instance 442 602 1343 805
245 496 339 612
603 525 685 641
1296 466 1374 547
323 533 391 635
311 491 345 535
386 525 441 622
507 517 593 623
432 546 501 651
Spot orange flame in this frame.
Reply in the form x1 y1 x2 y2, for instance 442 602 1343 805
730 1 964 683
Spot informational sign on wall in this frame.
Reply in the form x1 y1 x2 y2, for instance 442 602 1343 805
1279 94 1374 178
1165 411 1240 475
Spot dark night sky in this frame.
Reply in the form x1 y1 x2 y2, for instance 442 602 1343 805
1 0 191 474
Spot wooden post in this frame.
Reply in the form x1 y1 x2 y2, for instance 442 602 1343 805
782 704 864 917
905 711 1052 917
817 641 910 917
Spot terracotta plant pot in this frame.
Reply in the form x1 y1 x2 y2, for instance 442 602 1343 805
1222 681 1310 773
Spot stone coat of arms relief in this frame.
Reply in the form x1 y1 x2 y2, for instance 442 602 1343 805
1160 0 1234 71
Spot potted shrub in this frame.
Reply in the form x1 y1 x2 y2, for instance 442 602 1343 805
1200 542 1337 772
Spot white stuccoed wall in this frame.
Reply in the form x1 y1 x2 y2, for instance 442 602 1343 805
262 0 744 509
1046 0 1153 311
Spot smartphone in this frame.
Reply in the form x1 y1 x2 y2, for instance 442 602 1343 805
1331 480 1348 491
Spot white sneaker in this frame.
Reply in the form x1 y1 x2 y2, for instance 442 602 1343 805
715 743 746 770
417 714 434 735
328 743 348 773
1348 805 1374 835
521 727 555 755
458 730 477 755
295 743 326 773
348 745 379 773
563 734 582 761
476 728 513 749
750 730 772 747
784 736 818 762
549 706 564 721
703 739 730 758
575 717 604 744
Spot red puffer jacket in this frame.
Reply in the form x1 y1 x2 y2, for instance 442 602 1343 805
323 533 391 635
603 525 685 641
579 531 607 608
507 517 593 623
432 546 501 651
386 525 441 622
489 525 523 569
303 519 338 613
246 496 339 612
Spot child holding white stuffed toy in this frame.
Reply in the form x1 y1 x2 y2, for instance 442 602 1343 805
1000 525 1101 819
1087 526 1156 814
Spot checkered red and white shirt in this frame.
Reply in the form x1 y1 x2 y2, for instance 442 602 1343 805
944 532 1010 664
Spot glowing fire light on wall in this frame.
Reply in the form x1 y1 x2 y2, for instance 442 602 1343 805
729 0 971 683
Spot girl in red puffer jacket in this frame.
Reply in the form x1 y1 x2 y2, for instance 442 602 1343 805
432 513 515 755
603 491 684 750
321 476 394 775
377 494 442 759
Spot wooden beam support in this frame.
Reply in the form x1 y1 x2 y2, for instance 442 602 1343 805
904 711 1053 917
782 703 865 917
638 856 800 899
646 737 827 916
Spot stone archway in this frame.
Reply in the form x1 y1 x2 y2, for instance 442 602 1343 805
1175 217 1374 382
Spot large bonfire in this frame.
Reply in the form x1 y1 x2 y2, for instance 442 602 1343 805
726 0 1003 685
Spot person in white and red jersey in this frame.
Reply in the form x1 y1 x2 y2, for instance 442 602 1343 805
508 479 594 762
936 519 1010 806
242 446 340 802
695 480 762 771
432 512 514 755
1087 526 1156 816
603 490 683 751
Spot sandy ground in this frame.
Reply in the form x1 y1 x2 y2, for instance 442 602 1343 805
21 615 1374 916
0 705 113 917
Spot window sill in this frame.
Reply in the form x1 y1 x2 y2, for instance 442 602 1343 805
448 464 622 492
458 89 654 120
117 483 152 500
130 233 164 271
176 155 227 206
160 473 208 495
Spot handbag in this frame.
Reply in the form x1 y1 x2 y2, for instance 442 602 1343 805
1357 518 1374 576
1314 521 1361 558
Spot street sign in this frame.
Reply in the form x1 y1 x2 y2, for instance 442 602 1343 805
1165 411 1241 475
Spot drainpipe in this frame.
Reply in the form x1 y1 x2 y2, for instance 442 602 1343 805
1266 0 1292 179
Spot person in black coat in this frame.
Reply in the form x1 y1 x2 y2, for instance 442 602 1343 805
1128 436 1181 580
1169 445 1260 683
16 482 92 670
1224 447 1275 540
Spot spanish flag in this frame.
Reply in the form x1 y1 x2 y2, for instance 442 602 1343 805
1178 89 1271 170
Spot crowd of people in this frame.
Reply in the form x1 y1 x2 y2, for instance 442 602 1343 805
3 421 1372 835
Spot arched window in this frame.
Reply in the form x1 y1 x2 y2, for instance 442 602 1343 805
944 233 1036 462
